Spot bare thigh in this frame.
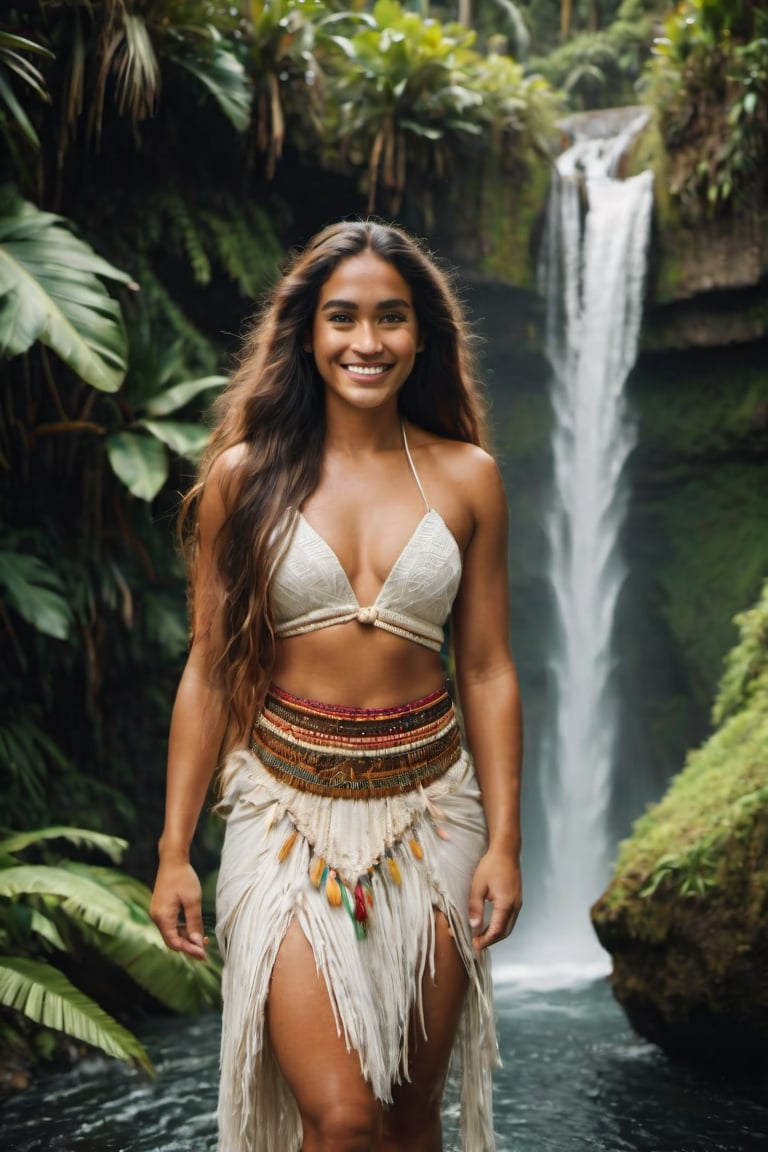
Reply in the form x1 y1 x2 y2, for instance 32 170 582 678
267 920 382 1152
381 911 469 1152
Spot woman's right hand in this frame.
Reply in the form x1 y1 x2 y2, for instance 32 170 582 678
150 859 207 961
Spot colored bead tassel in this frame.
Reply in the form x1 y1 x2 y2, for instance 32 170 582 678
277 829 298 862
361 875 374 908
409 837 424 860
325 868 342 907
354 882 368 923
385 852 402 886
310 855 326 888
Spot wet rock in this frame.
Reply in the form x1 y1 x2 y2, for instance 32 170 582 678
592 584 768 1064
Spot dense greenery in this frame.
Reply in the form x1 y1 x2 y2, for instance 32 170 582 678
645 0 768 216
1 0 766 1079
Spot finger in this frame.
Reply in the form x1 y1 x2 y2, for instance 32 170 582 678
473 902 519 951
181 895 206 949
153 902 207 960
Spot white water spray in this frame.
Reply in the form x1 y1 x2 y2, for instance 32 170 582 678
504 111 654 979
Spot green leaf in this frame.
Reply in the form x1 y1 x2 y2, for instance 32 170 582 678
0 73 40 148
0 190 132 392
0 865 133 936
29 910 66 951
0 549 74 640
0 956 152 1073
0 826 128 863
105 431 169 501
170 42 252 133
142 374 225 416
136 418 210 459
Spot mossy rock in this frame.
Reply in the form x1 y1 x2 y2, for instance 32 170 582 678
432 147 552 291
592 584 768 1063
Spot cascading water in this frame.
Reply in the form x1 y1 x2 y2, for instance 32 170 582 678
502 111 655 980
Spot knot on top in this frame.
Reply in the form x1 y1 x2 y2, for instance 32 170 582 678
357 606 379 625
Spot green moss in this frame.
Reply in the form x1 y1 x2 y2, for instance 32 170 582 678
636 359 768 456
595 581 768 934
625 116 678 232
654 466 768 702
629 350 768 707
475 153 552 289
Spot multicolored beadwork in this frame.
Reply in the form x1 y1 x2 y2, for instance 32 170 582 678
251 685 461 799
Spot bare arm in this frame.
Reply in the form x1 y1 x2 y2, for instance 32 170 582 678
150 454 234 960
451 452 523 951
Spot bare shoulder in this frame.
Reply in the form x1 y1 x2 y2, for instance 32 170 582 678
208 442 249 487
405 425 506 546
199 442 249 533
409 427 505 508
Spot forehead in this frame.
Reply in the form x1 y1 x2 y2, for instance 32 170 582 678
317 250 414 305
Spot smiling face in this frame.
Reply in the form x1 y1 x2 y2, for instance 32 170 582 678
306 250 423 416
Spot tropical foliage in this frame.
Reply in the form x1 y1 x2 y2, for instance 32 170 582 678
0 827 221 1074
645 0 768 215
323 0 558 214
529 0 658 108
0 1 562 1082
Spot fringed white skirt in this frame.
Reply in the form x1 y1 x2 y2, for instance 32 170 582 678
214 687 498 1152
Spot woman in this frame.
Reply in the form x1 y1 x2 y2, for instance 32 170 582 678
150 220 523 1152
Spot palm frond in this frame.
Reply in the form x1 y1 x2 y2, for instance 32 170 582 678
0 827 128 863
0 865 133 936
169 40 252 132
0 956 152 1073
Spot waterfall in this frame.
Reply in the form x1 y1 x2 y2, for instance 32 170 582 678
501 111 654 981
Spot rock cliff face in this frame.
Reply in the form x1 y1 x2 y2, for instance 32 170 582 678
591 585 768 1063
438 111 768 350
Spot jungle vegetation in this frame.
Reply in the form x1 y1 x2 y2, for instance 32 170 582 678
0 0 765 1079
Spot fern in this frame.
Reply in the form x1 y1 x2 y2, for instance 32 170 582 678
170 192 212 286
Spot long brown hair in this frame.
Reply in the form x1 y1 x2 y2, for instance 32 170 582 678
183 219 488 748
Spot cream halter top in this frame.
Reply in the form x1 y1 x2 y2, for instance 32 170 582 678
270 426 462 652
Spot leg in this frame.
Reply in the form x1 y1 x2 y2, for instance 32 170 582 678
267 921 383 1152
381 911 469 1152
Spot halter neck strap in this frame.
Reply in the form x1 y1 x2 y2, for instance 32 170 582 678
401 421 430 513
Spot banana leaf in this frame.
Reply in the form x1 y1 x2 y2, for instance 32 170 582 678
0 190 132 392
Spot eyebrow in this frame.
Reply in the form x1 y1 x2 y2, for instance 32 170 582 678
320 297 412 311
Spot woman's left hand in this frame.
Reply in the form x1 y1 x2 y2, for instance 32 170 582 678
468 847 522 951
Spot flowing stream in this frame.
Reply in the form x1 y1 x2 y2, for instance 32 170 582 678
506 110 655 973
4 977 768 1150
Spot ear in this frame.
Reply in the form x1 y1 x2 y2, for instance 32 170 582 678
416 330 425 353
301 331 313 353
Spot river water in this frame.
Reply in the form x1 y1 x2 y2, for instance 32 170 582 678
4 973 768 1151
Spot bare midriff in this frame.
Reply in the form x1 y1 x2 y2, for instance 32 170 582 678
270 622 445 710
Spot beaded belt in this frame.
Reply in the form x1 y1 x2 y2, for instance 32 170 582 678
251 685 462 799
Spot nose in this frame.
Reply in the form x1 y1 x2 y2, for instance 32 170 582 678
352 322 383 355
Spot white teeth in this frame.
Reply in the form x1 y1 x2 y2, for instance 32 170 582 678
344 364 389 375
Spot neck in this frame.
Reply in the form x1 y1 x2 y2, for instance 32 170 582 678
323 400 404 455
